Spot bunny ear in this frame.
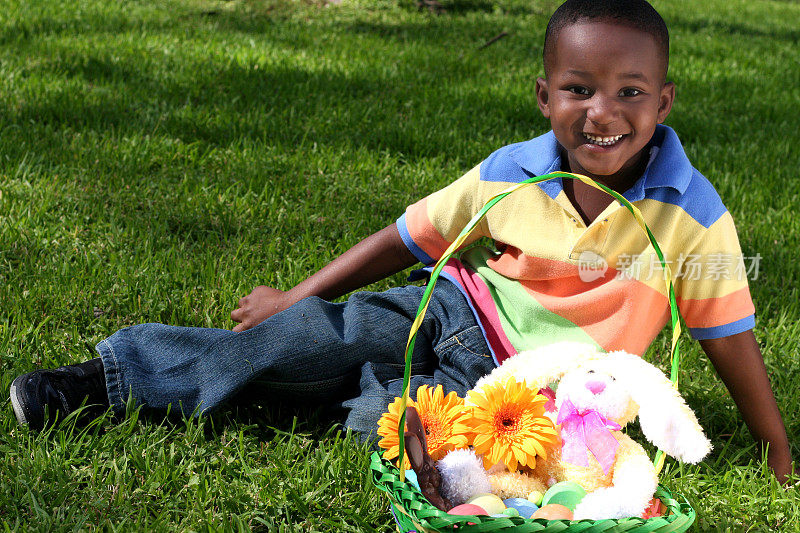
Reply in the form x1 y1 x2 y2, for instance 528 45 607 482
405 406 428 451
607 351 712 463
472 342 604 394
404 432 425 471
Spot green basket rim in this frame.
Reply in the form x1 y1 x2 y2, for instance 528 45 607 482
370 452 696 533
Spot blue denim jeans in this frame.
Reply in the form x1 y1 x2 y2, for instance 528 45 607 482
95 280 495 439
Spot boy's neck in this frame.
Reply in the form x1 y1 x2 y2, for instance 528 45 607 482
560 147 649 225
560 145 649 193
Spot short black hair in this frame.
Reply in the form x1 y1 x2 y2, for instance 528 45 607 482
543 0 669 78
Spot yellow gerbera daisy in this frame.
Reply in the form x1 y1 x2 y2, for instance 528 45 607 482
377 384 471 468
377 395 414 469
466 378 559 471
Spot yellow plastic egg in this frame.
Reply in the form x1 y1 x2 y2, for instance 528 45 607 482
527 490 544 506
466 493 506 516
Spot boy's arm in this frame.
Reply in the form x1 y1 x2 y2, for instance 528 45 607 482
699 330 793 484
230 222 419 332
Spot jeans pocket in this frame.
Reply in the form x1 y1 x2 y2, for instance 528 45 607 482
435 325 495 387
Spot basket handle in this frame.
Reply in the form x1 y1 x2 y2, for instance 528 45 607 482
396 171 682 477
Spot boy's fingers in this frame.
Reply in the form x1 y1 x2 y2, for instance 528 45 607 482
230 307 243 322
235 320 255 333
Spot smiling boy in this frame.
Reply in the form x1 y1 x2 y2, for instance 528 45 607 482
11 0 791 484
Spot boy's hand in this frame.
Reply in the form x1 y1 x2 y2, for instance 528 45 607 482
231 286 294 332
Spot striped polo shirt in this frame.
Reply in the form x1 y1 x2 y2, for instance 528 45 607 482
397 125 755 364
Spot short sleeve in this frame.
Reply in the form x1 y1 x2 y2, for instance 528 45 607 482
397 164 490 265
674 211 756 339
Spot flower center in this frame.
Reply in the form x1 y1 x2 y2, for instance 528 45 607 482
495 408 523 437
421 415 446 448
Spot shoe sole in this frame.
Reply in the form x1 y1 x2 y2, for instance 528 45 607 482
9 376 29 426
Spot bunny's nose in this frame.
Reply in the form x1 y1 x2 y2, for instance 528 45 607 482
585 380 606 395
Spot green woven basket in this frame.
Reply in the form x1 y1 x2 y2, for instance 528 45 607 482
369 172 697 533
370 452 696 533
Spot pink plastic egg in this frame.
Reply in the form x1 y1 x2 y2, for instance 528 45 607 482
448 503 487 516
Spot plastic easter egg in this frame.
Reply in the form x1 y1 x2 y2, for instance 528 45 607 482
641 497 667 519
501 507 520 517
466 493 506 515
503 497 538 519
541 481 586 511
526 490 544 506
448 503 487 516
403 470 420 491
531 503 574 520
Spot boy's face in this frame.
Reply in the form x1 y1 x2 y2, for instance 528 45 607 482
536 21 674 186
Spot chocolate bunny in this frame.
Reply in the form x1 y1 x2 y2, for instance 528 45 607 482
403 406 452 511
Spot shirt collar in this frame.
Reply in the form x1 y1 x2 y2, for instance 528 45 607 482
628 125 694 199
507 125 693 201
507 131 563 199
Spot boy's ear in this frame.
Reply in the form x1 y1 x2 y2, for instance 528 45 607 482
536 77 551 118
657 81 675 124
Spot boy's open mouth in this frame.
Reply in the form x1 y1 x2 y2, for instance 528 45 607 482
583 133 625 147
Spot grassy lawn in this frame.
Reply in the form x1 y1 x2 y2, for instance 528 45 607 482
2 0 799 530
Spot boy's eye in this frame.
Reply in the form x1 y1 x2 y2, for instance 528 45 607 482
566 86 591 96
620 88 642 97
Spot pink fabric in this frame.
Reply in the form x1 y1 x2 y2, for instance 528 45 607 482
538 387 557 413
441 260 517 362
557 399 621 474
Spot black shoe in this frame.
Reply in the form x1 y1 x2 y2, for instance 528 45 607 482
10 358 110 431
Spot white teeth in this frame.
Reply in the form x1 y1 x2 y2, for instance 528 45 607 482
584 133 624 146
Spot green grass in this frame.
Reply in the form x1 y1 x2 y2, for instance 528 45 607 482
1 0 799 530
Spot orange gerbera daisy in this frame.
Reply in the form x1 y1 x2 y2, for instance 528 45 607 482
414 384 472 461
377 385 471 468
466 379 559 471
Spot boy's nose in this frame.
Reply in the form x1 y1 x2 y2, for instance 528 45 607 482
586 95 616 125
585 380 606 395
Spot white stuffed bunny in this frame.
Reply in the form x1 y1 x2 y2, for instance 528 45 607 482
470 342 712 520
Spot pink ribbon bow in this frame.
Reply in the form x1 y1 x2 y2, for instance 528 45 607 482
557 399 622 474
